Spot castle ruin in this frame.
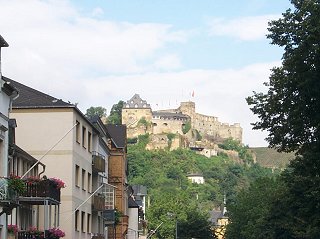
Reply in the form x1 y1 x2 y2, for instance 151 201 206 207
122 94 242 150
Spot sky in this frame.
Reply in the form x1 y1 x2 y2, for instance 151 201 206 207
0 0 293 147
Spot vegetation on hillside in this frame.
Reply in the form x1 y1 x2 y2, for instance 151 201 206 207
127 136 275 238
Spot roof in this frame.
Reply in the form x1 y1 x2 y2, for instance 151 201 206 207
0 35 9 47
128 196 140 208
6 77 74 109
105 124 127 149
123 94 151 109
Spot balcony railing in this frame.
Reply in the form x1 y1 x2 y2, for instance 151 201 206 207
18 231 44 239
92 194 105 211
92 152 106 173
92 234 105 239
20 180 61 202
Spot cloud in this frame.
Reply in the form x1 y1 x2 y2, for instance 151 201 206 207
0 0 279 147
207 15 280 41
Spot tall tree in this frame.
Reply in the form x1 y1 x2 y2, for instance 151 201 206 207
107 100 124 124
85 106 107 118
246 0 320 154
243 1 320 238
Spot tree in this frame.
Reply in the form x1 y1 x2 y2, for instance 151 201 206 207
85 106 107 118
246 0 320 154
107 100 124 124
243 1 320 238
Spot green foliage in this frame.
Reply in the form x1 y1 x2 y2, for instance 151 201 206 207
127 137 138 144
85 106 107 118
166 133 176 149
127 144 275 238
235 2 320 238
107 100 124 124
246 0 320 154
138 117 151 128
182 120 191 134
8 175 26 195
137 134 150 147
219 138 254 164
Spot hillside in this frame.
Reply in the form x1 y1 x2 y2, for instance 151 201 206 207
127 137 277 238
250 147 295 169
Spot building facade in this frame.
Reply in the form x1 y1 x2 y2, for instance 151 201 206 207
8 79 113 239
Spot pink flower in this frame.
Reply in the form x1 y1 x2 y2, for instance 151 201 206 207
49 178 66 189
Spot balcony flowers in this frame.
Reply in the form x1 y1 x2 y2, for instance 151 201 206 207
7 224 18 235
47 228 65 239
49 178 66 189
24 176 41 185
27 226 43 237
8 174 26 194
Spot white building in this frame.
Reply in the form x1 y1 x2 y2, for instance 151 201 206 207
187 173 205 184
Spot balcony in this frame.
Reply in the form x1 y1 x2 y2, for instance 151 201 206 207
92 194 105 211
92 151 106 173
19 179 61 203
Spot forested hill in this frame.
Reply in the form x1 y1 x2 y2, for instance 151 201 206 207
127 135 276 238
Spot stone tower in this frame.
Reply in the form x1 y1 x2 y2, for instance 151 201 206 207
122 94 153 138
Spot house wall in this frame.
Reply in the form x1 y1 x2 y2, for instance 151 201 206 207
127 208 139 239
0 81 11 239
10 108 97 239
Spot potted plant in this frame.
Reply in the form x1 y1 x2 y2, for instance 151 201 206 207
49 178 66 189
46 228 65 239
7 224 18 239
27 226 44 238
8 174 26 195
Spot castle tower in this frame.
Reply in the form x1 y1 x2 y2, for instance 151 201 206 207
122 94 153 138
179 101 195 118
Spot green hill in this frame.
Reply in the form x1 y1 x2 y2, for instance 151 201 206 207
250 147 295 169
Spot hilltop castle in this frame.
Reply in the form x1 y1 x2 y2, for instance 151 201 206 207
122 94 242 151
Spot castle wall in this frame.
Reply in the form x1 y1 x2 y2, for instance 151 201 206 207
122 96 242 146
122 108 152 138
179 101 242 142
152 117 186 135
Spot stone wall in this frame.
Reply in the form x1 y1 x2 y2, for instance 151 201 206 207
122 95 243 148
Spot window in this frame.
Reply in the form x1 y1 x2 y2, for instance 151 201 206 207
75 165 80 187
103 185 115 209
75 210 79 231
87 214 91 233
88 131 92 152
82 169 86 190
82 126 87 148
81 211 85 232
87 173 91 193
76 121 80 143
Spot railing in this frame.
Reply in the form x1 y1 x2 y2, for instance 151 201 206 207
92 194 105 211
20 180 61 202
92 151 106 173
92 234 105 239
0 178 17 202
18 231 44 239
